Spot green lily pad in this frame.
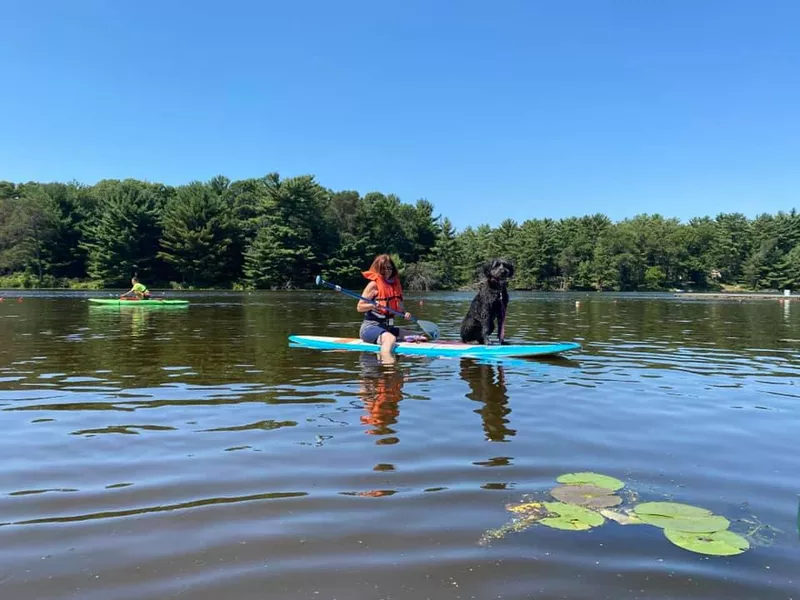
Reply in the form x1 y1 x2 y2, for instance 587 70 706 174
634 502 729 533
556 472 624 491
550 484 622 508
540 502 605 531
641 513 730 533
664 528 750 556
635 502 712 518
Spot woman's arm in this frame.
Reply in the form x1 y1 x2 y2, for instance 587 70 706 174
398 300 412 320
356 282 378 313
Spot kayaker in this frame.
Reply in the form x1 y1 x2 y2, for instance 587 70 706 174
357 254 419 359
121 276 152 300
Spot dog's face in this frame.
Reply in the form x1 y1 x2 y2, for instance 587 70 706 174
482 258 514 283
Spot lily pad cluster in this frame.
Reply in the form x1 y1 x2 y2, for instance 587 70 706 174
481 472 752 557
633 501 749 556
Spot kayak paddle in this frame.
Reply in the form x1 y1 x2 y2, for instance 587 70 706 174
315 275 440 340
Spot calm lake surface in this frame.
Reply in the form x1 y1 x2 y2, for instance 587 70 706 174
1 290 798 600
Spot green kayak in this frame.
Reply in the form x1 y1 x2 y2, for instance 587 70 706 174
89 298 189 306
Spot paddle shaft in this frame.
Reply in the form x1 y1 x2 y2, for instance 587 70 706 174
316 277 415 321
316 275 440 340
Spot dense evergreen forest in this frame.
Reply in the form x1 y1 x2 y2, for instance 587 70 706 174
0 174 798 291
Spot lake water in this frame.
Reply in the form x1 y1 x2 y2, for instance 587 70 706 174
1 290 798 600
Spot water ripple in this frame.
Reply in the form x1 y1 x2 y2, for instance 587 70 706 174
0 293 798 600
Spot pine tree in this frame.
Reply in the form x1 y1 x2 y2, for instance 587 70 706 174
0 185 59 283
157 181 235 287
81 181 161 285
776 245 800 289
243 174 332 288
429 217 461 289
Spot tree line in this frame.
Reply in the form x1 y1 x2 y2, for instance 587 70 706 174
0 175 798 291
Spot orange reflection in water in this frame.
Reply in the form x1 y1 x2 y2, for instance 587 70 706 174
358 354 407 443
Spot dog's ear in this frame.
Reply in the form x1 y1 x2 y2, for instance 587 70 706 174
506 260 515 278
481 261 492 279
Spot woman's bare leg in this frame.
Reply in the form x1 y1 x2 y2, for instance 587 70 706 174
377 331 398 362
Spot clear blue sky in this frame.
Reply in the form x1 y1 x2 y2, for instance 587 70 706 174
1 0 798 230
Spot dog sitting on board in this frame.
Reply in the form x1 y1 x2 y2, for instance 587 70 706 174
460 258 514 345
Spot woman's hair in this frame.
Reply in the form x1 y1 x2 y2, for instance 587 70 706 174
367 254 398 279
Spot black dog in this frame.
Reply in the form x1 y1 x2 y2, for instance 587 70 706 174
460 258 514 345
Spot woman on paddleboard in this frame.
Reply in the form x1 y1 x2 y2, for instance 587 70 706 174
121 276 152 300
357 255 420 358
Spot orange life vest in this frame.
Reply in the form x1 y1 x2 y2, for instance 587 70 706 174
362 270 403 313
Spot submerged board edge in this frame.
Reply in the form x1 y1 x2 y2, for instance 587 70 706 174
88 298 189 306
288 335 580 358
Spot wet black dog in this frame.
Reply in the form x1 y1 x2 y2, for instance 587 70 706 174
460 258 514 345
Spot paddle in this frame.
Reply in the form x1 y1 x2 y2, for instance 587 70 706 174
315 275 440 340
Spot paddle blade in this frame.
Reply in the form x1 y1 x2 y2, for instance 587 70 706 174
418 320 440 340
315 275 322 286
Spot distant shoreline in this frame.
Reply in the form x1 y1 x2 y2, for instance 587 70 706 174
674 292 797 301
1 287 796 301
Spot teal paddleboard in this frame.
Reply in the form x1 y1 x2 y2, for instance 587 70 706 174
288 335 580 358
89 298 189 306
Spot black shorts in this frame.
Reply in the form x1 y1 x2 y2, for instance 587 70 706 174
360 321 399 344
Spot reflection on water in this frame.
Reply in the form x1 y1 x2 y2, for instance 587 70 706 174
0 291 798 600
461 360 515 442
358 353 406 442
